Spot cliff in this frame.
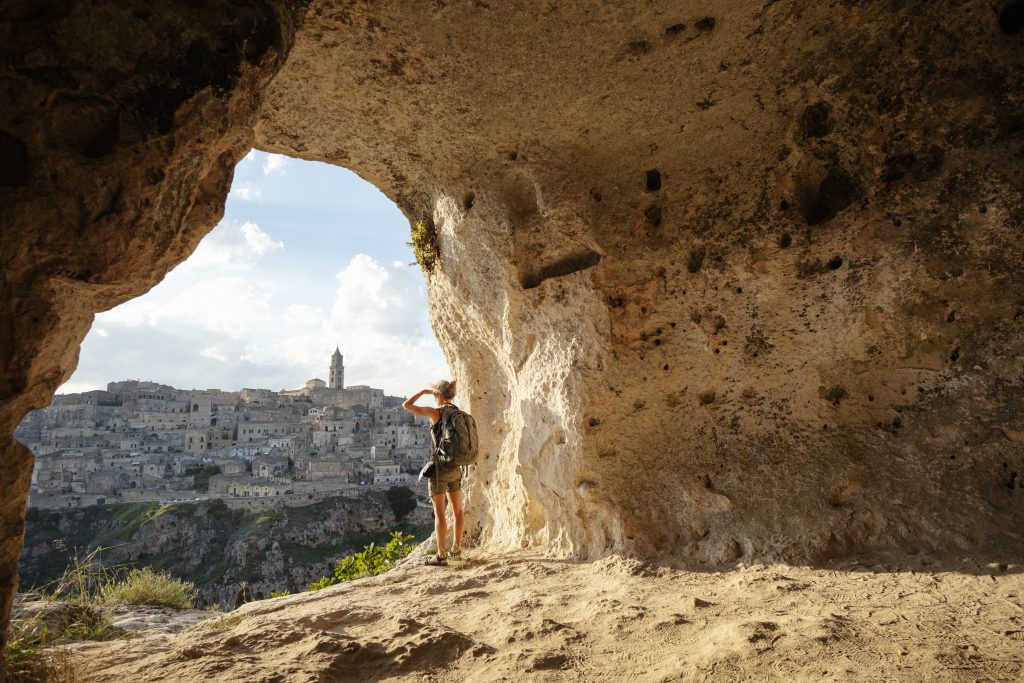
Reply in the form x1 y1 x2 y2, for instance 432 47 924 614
20 496 431 608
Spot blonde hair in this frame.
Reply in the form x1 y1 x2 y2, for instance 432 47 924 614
431 380 457 401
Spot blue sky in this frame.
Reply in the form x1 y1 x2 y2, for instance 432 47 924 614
58 151 450 397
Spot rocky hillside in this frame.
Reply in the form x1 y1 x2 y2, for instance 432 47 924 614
19 494 432 608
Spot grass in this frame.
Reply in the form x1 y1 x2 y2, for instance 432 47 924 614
5 547 198 680
3 635 78 683
100 566 196 609
4 547 118 682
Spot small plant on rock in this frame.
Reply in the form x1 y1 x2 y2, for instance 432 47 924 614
308 531 416 590
407 218 438 273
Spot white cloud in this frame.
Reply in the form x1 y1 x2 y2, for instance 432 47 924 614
262 153 290 175
325 254 443 390
99 277 275 339
232 254 447 394
283 304 323 327
199 345 229 362
56 381 103 395
55 158 450 398
232 182 262 201
182 220 283 272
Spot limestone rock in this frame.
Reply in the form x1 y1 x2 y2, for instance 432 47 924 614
2 0 1024 648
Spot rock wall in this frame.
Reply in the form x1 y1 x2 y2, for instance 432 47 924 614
2 0 1024 652
255 0 1024 561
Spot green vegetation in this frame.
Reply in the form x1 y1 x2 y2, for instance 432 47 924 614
309 531 416 591
4 544 204 680
407 218 438 272
386 486 417 522
5 547 117 682
269 590 291 598
307 576 335 591
20 495 433 611
100 566 196 609
4 635 77 683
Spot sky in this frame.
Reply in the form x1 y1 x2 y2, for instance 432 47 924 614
58 151 450 398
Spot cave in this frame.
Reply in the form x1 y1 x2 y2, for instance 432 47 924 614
2 0 1023 659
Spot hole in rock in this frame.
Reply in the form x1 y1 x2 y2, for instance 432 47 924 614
695 17 716 32
644 203 662 228
521 249 602 289
665 23 687 35
645 169 662 192
19 151 452 606
0 130 30 186
687 246 706 273
800 101 832 139
1000 1 1024 33
463 191 475 210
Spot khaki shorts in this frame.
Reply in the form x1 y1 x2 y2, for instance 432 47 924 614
428 465 463 497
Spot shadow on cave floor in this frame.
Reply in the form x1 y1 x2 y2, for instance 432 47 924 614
624 547 1024 578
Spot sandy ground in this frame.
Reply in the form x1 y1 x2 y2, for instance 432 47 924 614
73 550 1024 682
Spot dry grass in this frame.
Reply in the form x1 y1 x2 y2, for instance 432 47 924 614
5 546 194 680
100 567 196 609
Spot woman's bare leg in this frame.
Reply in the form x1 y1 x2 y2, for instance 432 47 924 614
447 489 465 550
430 492 448 558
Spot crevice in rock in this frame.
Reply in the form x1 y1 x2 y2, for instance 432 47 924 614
999 1 1024 34
521 250 602 289
0 131 29 186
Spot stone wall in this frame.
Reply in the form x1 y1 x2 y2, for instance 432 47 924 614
3 0 1024 653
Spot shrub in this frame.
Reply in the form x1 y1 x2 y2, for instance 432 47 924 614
308 576 335 592
407 218 438 272
308 531 416 591
100 567 196 609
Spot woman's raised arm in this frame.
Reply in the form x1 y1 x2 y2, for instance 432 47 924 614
403 389 440 422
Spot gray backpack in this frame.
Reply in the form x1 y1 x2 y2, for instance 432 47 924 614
435 406 479 468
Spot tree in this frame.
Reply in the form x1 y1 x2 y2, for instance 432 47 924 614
386 486 416 522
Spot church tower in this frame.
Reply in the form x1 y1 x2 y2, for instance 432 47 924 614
329 346 344 389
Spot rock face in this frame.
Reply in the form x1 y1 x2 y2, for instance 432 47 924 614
19 496 431 608
2 0 1024 648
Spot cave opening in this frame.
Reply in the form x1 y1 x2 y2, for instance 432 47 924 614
13 150 450 606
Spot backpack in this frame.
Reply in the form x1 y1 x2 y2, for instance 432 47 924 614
434 405 479 469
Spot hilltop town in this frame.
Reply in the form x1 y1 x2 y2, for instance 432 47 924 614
15 349 433 510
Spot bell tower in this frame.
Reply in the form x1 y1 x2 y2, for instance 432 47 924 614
329 346 344 389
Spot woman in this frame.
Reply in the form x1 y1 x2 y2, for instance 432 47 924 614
402 380 465 566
